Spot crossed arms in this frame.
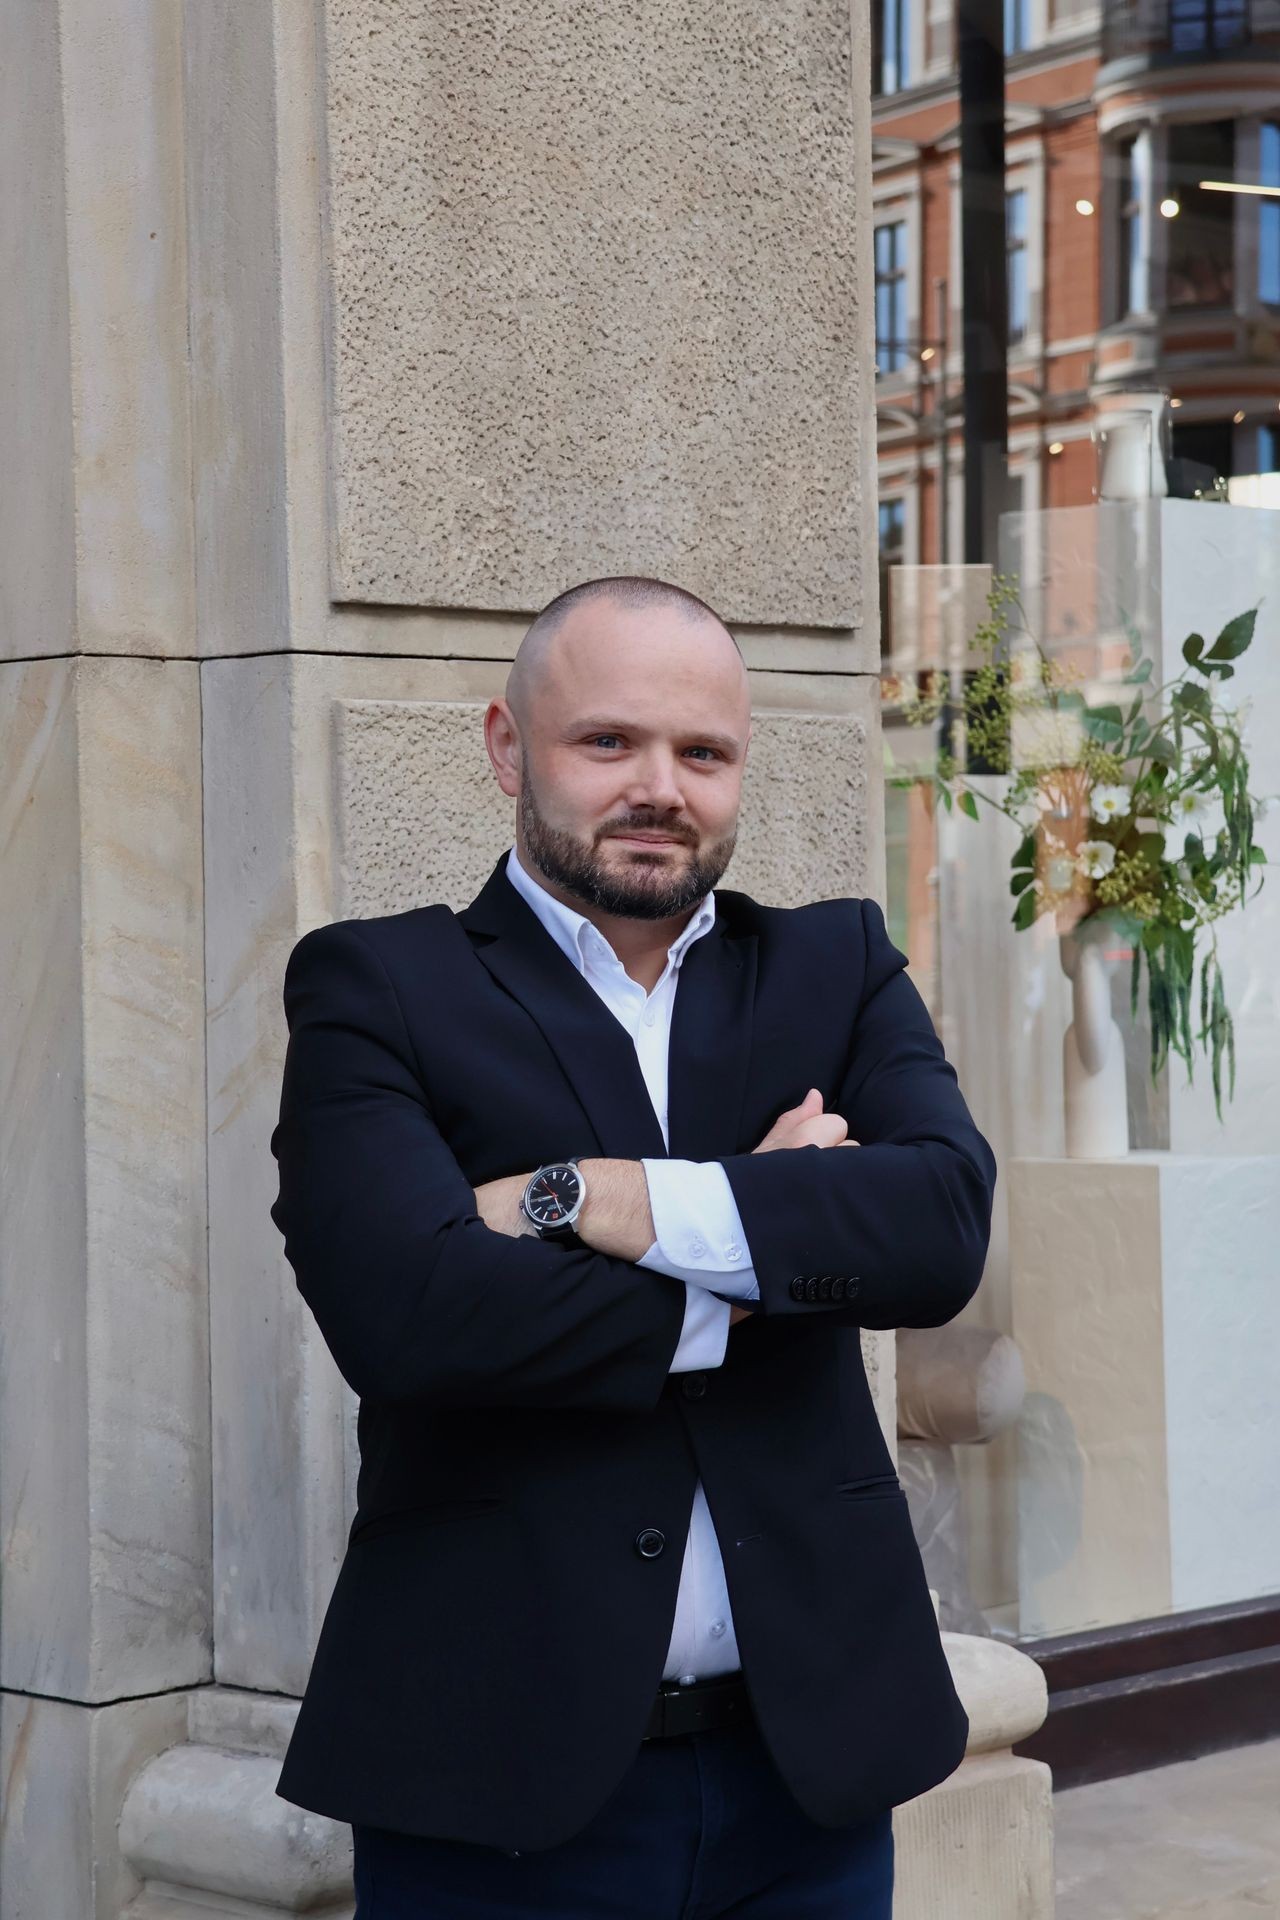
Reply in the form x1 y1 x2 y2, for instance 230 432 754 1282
268 900 996 1415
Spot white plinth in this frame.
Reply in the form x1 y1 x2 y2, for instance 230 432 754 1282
1009 1153 1280 1640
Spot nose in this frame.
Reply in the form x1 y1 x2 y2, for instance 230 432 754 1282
622 748 686 818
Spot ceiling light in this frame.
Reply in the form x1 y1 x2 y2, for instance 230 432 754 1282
1170 397 1183 408
1159 197 1181 218
921 346 935 361
1048 441 1064 455
1075 198 1095 216
1234 410 1247 424
1200 179 1280 198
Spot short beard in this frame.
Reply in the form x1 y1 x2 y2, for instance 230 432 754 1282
518 771 735 921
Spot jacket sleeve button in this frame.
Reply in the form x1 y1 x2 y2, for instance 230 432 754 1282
831 1277 846 1301
804 1277 820 1302
817 1276 833 1300
790 1276 806 1301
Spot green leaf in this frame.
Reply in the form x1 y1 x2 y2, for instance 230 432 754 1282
959 789 980 821
1146 735 1177 767
1012 889 1038 932
1182 634 1206 668
1129 657 1154 684
1174 682 1212 718
1204 609 1257 663
1013 832 1037 869
1010 869 1037 895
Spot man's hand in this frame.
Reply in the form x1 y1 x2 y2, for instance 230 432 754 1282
754 1087 859 1154
472 1171 537 1238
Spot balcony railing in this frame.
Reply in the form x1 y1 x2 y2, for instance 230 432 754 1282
1102 0 1280 64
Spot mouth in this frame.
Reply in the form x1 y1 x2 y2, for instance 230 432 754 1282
608 833 687 848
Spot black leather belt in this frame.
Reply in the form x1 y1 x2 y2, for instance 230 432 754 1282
642 1671 752 1741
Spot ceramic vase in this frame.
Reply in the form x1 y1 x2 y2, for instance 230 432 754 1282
1059 925 1129 1158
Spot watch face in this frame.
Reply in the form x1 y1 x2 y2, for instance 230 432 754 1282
524 1164 582 1228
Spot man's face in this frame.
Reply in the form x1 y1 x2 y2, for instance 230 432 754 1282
514 603 751 921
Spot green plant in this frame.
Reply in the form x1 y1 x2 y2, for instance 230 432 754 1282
886 577 1268 1117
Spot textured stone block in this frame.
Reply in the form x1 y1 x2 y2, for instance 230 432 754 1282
322 0 873 630
893 1750 1055 1920
335 697 873 918
0 659 210 1700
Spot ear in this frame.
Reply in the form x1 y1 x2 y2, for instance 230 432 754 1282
483 698 521 799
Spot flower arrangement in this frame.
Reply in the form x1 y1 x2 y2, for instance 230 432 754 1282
886 577 1268 1117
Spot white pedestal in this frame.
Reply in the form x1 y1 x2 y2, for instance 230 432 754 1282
1009 1153 1280 1640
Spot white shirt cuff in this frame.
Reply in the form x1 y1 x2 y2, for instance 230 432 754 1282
638 1159 761 1300
666 1283 732 1371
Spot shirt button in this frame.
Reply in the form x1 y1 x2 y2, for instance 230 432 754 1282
725 1244 742 1262
689 1239 707 1259
710 1619 726 1638
678 1672 697 1686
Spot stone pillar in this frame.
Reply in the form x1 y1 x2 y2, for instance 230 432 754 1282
1 1 1052 1912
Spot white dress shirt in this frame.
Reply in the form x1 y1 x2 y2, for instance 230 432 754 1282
503 844 759 1683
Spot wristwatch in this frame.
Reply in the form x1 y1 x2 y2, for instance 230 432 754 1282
519 1158 588 1240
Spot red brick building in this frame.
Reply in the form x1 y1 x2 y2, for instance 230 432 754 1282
871 0 1280 575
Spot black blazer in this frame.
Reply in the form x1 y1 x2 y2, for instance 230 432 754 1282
269 850 996 1850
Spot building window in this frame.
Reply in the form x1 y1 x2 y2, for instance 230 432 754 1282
1117 134 1150 316
875 221 909 373
1166 121 1235 309
878 497 907 657
879 497 907 563
1260 123 1280 306
1004 0 1032 53
874 0 911 95
1257 421 1280 473
1007 187 1030 344
1169 0 1250 56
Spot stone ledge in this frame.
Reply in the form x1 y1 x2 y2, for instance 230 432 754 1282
943 1632 1050 1754
119 1743 351 1912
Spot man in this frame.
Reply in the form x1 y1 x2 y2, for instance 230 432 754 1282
269 574 996 1917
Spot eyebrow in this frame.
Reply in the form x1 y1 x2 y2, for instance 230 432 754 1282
570 717 743 755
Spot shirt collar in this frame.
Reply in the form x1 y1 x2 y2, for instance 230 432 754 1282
504 841 717 978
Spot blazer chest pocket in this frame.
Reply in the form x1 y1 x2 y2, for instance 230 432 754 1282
835 1471 904 1502
350 1497 505 1547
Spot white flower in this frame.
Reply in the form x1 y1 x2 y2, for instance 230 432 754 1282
1090 783 1132 822
1078 840 1116 879
1173 788 1214 829
1045 855 1077 893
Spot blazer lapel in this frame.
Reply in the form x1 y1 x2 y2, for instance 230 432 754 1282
458 855 668 1160
457 854 758 1165
665 913 757 1163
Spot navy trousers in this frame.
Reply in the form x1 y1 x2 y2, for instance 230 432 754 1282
351 1715 895 1918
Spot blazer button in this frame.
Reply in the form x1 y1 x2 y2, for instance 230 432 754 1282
817 1276 833 1300
635 1528 666 1559
681 1372 707 1399
847 1278 861 1297
831 1277 846 1301
789 1276 806 1301
804 1277 820 1302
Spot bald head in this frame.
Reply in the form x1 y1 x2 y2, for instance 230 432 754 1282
485 573 750 925
505 575 744 732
